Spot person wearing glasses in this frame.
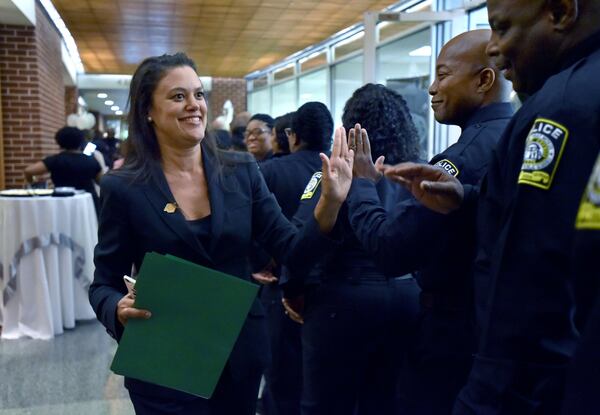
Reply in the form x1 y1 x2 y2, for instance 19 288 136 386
245 113 275 161
270 112 293 157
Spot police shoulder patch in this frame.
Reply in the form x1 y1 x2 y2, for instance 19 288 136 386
434 159 459 177
301 172 322 200
518 118 569 190
576 154 600 230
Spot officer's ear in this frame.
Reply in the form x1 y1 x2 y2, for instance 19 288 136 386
546 0 578 32
477 67 496 94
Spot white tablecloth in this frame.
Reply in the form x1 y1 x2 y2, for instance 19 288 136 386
0 193 97 339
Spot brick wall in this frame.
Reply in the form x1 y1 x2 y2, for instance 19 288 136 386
209 78 246 123
64 86 78 118
0 3 64 188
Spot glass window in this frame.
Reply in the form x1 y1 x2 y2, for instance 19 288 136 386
468 6 490 30
248 88 270 115
333 31 364 61
271 79 297 117
332 55 363 127
377 29 431 158
300 51 328 72
252 75 268 89
298 69 328 106
274 65 295 82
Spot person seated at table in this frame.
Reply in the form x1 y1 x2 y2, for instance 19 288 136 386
24 126 103 211
89 52 352 415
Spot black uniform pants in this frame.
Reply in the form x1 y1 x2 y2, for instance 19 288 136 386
300 277 420 415
260 283 302 415
400 305 475 415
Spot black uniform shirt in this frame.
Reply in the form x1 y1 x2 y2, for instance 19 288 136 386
345 103 513 297
474 31 600 364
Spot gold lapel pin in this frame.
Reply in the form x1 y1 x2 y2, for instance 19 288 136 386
163 202 177 214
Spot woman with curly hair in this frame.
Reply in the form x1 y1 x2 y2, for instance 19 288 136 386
282 83 422 415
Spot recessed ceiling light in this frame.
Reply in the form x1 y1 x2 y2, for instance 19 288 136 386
97 92 108 99
104 100 114 106
115 110 123 115
111 106 119 111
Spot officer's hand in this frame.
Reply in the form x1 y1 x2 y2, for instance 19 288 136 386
282 296 304 324
379 162 464 214
315 127 354 233
116 293 151 326
349 123 383 182
252 269 278 285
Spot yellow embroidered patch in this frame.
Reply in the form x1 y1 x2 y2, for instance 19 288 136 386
576 154 600 230
301 172 322 200
518 118 569 190
434 159 459 177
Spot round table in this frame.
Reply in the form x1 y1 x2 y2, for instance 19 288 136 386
0 192 98 339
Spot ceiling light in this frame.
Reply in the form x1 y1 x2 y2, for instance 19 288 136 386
104 100 114 106
111 106 120 111
409 46 432 57
97 92 108 99
115 110 123 115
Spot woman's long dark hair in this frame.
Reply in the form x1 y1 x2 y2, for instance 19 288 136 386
119 52 219 182
342 83 420 165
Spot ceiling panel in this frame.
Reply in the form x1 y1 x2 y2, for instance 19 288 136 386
51 0 398 77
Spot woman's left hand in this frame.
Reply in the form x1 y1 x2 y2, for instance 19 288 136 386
348 123 384 182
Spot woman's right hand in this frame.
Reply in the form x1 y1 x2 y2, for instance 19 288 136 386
116 293 151 326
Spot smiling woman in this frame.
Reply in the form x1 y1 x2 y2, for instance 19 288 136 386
89 52 355 415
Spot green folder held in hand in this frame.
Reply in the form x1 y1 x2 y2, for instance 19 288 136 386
111 252 259 398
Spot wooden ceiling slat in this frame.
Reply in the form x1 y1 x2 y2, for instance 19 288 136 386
53 0 401 76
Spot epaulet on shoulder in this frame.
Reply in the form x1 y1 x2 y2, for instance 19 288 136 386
217 149 255 165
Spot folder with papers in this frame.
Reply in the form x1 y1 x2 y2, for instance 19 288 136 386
111 252 259 398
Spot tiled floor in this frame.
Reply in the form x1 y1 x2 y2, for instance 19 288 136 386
0 320 134 414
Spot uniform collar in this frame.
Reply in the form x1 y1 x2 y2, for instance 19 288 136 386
464 102 514 129
558 29 600 73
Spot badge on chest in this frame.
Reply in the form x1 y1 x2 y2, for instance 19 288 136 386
576 153 600 230
518 118 569 190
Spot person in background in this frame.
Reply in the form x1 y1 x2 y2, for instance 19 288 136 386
230 111 251 151
245 114 274 161
340 30 513 414
270 112 293 157
89 52 353 415
24 126 103 211
282 85 421 415
211 116 232 150
254 102 333 415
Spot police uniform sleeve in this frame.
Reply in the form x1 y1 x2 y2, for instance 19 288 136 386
246 162 334 275
346 177 450 276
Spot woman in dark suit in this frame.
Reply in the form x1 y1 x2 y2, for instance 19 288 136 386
89 52 352 415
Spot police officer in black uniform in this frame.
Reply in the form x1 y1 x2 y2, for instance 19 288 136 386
282 84 422 415
561 152 600 415
342 30 512 415
255 102 333 415
383 1 600 413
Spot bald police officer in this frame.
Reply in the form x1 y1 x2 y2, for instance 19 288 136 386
343 29 512 415
383 1 600 413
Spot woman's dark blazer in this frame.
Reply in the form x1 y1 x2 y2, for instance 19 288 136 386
89 146 326 400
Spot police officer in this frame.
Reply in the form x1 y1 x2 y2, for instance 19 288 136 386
341 29 512 414
383 1 600 412
282 84 422 415
561 153 600 414
255 102 333 415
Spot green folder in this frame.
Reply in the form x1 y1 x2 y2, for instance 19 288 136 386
110 252 259 398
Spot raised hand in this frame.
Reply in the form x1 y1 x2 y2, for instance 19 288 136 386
320 126 354 206
379 162 464 214
314 127 354 233
349 123 383 181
